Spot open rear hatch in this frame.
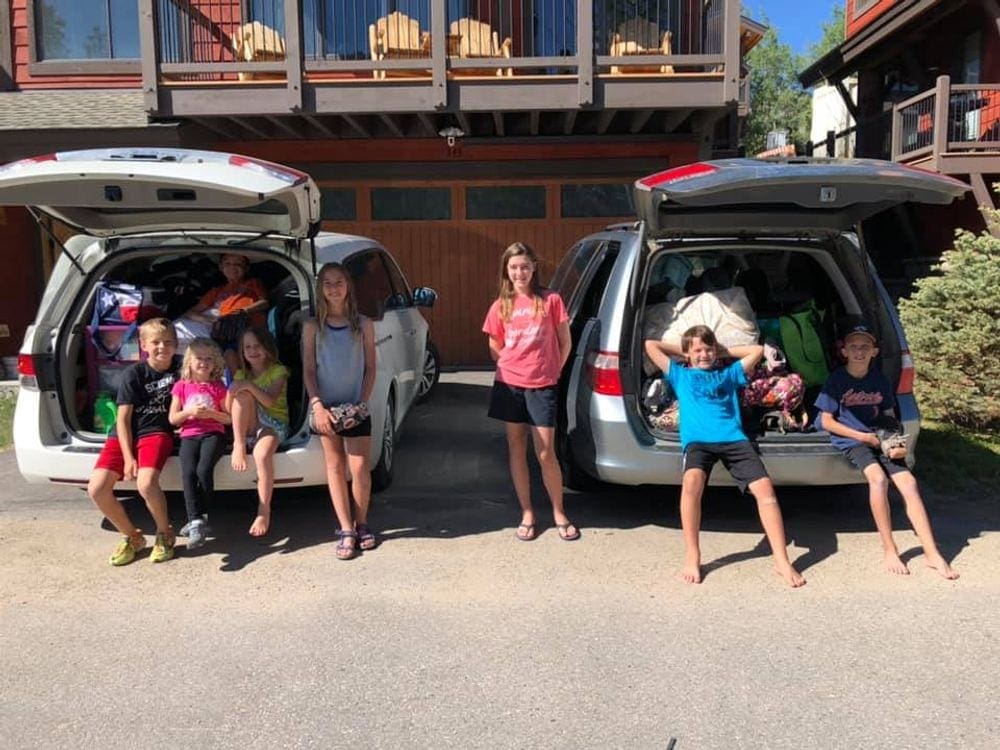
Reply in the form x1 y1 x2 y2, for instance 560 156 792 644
634 158 970 236
0 148 320 238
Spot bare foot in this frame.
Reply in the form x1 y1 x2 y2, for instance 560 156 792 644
679 554 702 584
774 563 806 588
925 555 959 580
231 447 248 473
883 552 910 575
249 513 270 537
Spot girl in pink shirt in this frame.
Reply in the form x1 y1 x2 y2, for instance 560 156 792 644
168 338 231 550
482 242 578 542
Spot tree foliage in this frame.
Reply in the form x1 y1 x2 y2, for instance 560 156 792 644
743 3 845 155
897 205 1000 429
744 24 811 154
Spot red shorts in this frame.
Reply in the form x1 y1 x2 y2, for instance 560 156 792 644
94 433 175 476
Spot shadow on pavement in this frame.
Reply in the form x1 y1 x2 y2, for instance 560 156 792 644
98 379 991 573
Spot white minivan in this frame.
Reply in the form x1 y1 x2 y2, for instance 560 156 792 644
1 148 439 492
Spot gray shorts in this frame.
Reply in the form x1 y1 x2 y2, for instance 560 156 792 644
247 406 288 448
843 443 909 477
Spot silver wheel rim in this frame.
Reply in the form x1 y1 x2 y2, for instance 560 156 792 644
417 349 437 397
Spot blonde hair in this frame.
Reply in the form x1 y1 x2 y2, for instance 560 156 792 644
315 262 361 338
180 338 225 381
497 242 545 322
138 317 176 343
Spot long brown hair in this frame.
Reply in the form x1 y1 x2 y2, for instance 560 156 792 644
315 262 361 339
497 242 545 322
239 326 280 373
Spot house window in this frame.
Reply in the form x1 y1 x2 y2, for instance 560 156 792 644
320 188 357 221
560 184 633 218
371 188 451 221
33 0 140 61
465 186 546 219
853 0 879 18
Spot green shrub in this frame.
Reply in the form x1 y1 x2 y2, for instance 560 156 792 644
0 388 15 450
898 213 1000 429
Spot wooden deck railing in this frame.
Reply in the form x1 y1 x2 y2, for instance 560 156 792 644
892 75 1000 162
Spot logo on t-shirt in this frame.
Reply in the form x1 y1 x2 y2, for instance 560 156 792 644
841 388 883 408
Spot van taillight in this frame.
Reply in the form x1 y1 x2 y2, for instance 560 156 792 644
636 162 718 190
897 350 915 395
586 351 623 396
17 353 38 388
228 155 306 184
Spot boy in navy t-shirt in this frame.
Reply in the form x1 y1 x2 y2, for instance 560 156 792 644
645 325 805 588
816 321 957 579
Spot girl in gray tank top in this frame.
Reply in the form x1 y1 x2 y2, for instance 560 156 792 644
301 262 377 561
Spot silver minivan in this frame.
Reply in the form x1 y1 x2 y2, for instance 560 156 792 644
1 148 439 492
552 158 969 488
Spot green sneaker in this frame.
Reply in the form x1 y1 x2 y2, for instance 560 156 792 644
109 535 145 566
150 532 175 564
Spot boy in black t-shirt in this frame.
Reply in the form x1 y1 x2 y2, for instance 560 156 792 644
815 321 958 579
87 318 181 565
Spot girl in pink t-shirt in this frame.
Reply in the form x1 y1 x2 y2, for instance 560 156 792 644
168 338 231 550
482 242 578 542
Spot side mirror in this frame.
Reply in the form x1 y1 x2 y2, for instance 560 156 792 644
413 286 438 308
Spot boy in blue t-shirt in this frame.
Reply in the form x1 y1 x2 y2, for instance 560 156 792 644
645 325 805 588
816 321 958 579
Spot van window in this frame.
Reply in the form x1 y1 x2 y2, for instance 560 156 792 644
345 250 394 320
382 254 412 309
550 240 602 302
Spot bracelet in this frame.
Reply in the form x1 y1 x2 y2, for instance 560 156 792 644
309 396 322 405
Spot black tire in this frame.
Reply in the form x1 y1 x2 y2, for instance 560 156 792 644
371 393 396 492
415 340 441 403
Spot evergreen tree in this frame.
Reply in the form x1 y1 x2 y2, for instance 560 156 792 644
897 203 1000 429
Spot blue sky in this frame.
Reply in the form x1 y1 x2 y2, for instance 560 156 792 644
745 1 844 56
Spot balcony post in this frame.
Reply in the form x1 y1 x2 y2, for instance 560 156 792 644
890 103 902 160
284 0 304 112
933 74 950 161
431 0 446 109
577 0 593 107
723 0 740 103
137 0 159 114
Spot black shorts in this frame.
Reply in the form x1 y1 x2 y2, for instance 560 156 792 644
487 381 557 427
683 440 768 493
843 443 909 477
309 412 372 438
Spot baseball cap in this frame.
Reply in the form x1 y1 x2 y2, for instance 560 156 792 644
843 320 877 344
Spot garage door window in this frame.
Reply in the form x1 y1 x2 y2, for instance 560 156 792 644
372 188 451 221
560 184 633 218
466 186 546 219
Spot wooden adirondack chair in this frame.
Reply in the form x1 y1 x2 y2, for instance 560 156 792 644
449 17 513 77
232 21 286 81
609 19 673 75
369 10 429 79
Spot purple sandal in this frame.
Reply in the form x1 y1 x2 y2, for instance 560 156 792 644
356 523 378 551
335 529 358 560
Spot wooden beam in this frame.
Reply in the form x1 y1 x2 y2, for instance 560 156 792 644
378 114 405 138
301 114 337 138
191 117 242 140
342 114 371 138
529 111 540 136
455 112 471 135
266 117 303 139
563 110 577 135
417 113 437 137
630 109 654 134
493 111 505 137
663 108 693 133
596 109 617 134
229 117 271 139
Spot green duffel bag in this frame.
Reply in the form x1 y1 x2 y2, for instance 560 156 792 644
777 302 830 387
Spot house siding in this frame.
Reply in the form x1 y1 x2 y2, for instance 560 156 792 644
846 0 900 38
